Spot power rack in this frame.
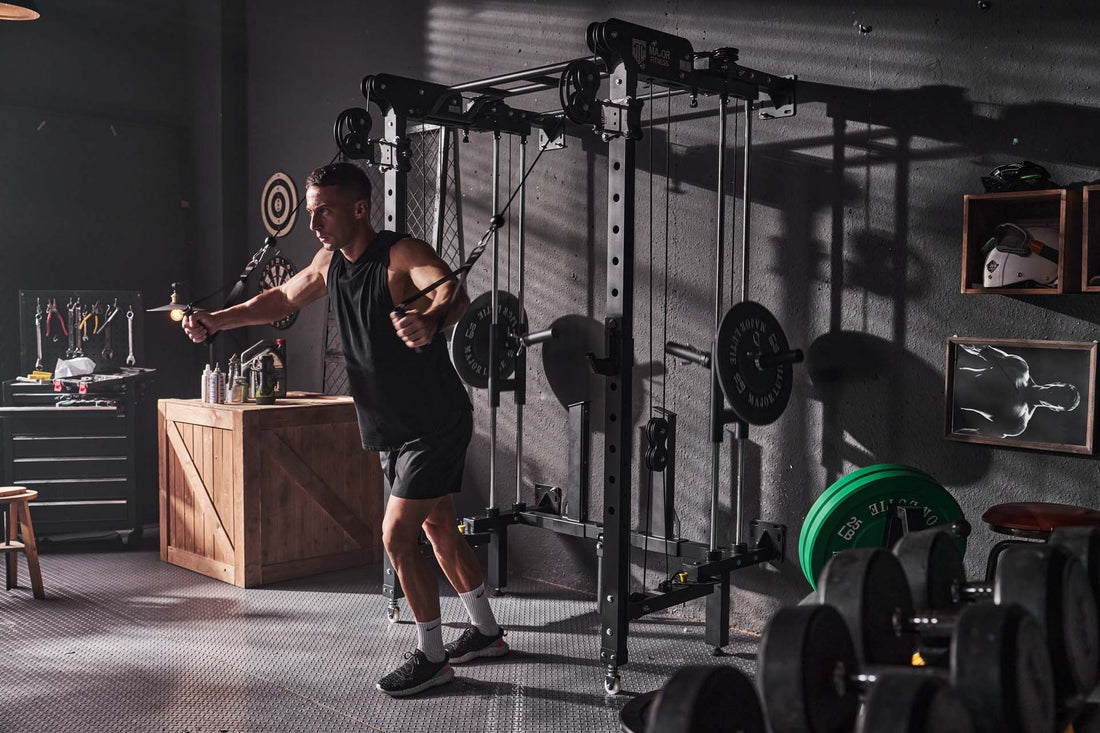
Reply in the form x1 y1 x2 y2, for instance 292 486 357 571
335 18 797 693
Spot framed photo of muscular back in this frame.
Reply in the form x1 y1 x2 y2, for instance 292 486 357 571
945 337 1097 455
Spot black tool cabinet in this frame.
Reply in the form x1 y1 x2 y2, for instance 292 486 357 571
0 377 153 540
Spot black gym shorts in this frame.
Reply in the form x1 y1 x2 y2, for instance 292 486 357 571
379 409 473 500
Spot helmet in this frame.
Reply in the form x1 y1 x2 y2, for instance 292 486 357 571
981 161 1058 193
983 221 1060 288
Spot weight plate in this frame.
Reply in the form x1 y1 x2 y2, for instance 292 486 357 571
759 605 859 733
799 464 935 586
893 529 966 613
618 688 657 733
449 290 525 389
817 548 915 666
715 301 797 426
995 544 1099 699
647 665 764 733
800 468 929 588
1049 525 1100 610
803 469 965 589
950 603 1055 733
857 674 973 733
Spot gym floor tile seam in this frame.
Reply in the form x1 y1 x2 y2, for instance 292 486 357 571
1 551 761 732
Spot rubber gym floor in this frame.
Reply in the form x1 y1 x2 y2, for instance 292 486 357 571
1 547 761 732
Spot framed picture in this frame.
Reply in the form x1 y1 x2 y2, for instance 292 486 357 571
945 337 1097 454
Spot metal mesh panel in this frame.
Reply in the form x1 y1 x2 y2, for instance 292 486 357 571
322 135 462 395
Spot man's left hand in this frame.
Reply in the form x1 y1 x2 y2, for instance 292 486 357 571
390 309 438 349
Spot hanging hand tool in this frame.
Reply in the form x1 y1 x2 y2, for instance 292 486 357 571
72 298 84 357
65 298 76 357
46 299 68 343
101 300 119 361
79 301 101 340
125 306 136 365
34 297 44 371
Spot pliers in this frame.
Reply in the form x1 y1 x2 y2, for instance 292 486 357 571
45 298 68 341
79 301 102 338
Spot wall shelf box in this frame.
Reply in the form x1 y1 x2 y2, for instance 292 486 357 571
1082 185 1100 291
961 189 1081 295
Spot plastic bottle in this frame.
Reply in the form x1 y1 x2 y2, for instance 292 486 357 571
201 363 211 402
214 364 225 404
255 354 277 405
273 338 287 397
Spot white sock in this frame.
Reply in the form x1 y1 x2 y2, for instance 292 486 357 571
458 583 500 636
416 618 445 663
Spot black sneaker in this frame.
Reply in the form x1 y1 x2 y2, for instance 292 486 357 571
375 650 454 697
444 626 509 664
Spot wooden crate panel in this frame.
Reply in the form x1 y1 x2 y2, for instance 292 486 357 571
159 397 381 587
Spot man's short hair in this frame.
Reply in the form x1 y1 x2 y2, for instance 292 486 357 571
305 162 371 203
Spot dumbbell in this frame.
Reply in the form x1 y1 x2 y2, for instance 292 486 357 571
618 665 765 733
814 547 1056 733
759 600 1048 733
1048 525 1100 606
892 529 1099 704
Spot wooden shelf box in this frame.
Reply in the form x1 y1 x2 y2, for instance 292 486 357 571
961 189 1081 295
158 397 382 587
1082 185 1100 291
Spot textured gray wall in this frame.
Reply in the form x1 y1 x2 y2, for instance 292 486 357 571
240 1 1100 631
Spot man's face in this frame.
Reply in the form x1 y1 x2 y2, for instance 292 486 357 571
306 185 364 251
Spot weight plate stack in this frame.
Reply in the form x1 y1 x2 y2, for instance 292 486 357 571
799 464 965 588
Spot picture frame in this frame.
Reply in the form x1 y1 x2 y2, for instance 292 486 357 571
945 337 1097 455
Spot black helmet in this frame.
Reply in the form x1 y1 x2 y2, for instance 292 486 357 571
981 161 1058 193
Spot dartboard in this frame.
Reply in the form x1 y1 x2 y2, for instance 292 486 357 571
259 254 299 329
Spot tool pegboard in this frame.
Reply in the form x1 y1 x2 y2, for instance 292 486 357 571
19 290 146 377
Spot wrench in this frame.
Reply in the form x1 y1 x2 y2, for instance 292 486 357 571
125 306 136 366
72 298 83 357
34 297 44 371
101 299 119 361
65 298 76 358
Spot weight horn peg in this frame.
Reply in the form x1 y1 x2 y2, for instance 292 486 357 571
893 530 1100 703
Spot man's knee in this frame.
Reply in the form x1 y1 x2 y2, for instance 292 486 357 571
382 516 421 559
422 516 461 549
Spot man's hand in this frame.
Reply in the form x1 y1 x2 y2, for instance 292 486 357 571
390 309 438 349
182 310 219 343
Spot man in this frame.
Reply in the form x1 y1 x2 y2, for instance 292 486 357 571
182 163 508 697
953 343 1081 439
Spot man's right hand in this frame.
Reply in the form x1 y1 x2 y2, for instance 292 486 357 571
182 310 218 343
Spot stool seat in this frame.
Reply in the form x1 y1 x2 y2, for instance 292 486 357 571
982 502 1100 535
1 486 44 599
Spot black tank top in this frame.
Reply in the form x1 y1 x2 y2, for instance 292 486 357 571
328 230 471 450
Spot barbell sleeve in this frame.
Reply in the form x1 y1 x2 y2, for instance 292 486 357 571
754 348 804 370
665 341 710 368
520 327 558 347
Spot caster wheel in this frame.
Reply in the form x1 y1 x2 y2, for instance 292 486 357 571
604 675 622 695
385 606 400 623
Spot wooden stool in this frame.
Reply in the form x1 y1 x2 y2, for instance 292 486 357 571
981 501 1100 581
1 487 44 599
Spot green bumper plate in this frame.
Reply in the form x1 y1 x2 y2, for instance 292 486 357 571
799 464 965 588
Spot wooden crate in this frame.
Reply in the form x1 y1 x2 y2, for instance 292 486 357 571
961 189 1081 295
158 397 382 587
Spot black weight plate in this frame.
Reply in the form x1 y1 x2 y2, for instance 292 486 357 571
715 301 794 426
817 548 915 665
893 529 966 613
995 544 1099 699
619 688 657 733
647 665 764 733
449 290 525 389
758 605 859 733
1049 525 1100 611
950 603 1055 733
857 674 974 733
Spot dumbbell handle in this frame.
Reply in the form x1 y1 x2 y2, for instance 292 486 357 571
893 609 957 639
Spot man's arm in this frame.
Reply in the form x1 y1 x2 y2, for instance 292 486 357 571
388 237 470 348
182 248 334 343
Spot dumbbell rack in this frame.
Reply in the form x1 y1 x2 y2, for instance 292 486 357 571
344 18 795 693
